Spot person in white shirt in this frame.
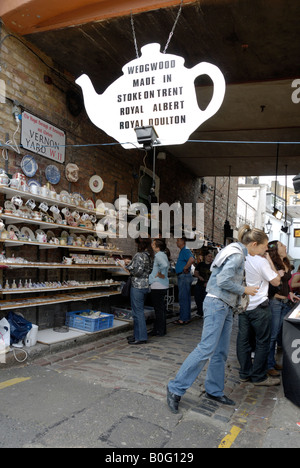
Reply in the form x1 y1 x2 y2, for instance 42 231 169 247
237 252 281 386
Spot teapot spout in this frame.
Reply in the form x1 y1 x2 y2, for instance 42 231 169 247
76 74 104 128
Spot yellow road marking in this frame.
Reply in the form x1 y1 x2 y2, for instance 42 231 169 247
219 426 242 448
0 377 31 390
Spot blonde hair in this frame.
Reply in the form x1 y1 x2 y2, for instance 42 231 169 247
238 224 268 246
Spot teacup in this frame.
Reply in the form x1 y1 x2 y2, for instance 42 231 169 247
71 210 80 220
25 199 36 210
50 191 56 199
63 257 73 265
12 196 23 206
62 207 70 217
30 185 40 195
36 232 47 243
41 186 49 197
10 179 20 189
39 202 49 213
60 238 67 246
81 213 90 221
50 205 60 215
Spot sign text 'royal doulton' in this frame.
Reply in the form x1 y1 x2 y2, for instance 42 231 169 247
76 43 226 149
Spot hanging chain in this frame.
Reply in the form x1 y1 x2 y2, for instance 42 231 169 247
131 0 184 58
131 12 140 59
163 0 184 54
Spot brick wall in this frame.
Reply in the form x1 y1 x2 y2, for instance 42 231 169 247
0 24 238 328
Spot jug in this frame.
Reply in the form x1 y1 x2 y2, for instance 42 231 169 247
0 170 10 186
76 43 226 149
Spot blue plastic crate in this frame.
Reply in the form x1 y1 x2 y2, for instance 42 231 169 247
66 310 114 333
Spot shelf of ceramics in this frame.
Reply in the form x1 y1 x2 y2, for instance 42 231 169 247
0 238 122 254
0 262 120 269
1 281 121 295
1 213 101 234
0 185 106 218
0 290 121 311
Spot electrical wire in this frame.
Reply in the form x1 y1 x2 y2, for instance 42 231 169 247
0 119 21 160
1 138 300 153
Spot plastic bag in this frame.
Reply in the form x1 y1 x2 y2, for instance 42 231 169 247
121 277 132 297
0 317 10 360
7 312 32 345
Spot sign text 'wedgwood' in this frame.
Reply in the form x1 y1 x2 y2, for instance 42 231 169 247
76 43 226 149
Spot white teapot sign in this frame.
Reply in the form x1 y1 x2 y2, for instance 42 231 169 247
76 43 226 149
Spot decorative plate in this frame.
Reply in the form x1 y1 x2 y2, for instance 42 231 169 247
85 198 95 210
45 165 61 185
65 163 79 182
21 155 38 177
89 175 104 193
20 227 35 241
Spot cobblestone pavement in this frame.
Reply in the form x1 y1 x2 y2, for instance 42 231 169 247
31 313 299 448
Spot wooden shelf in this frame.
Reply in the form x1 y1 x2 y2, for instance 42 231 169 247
0 290 121 310
1 281 121 294
1 213 99 234
0 185 105 218
0 262 120 269
0 238 122 254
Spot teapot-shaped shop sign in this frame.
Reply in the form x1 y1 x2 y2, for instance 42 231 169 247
76 43 226 149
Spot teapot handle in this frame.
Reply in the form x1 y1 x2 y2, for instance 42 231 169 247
191 62 226 126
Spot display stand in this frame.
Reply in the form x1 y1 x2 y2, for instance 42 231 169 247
282 303 300 407
0 184 124 342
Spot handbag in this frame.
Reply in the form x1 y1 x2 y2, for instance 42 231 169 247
121 277 132 297
233 270 249 315
233 292 250 315
7 311 32 344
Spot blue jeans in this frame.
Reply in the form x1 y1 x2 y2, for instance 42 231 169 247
130 286 149 341
168 296 233 397
268 298 291 369
178 273 194 321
